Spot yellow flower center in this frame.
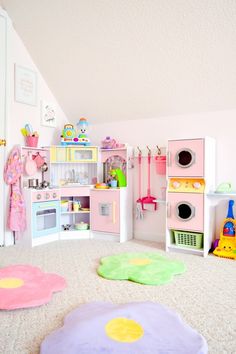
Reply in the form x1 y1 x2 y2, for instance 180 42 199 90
105 317 144 342
129 258 152 266
0 277 24 289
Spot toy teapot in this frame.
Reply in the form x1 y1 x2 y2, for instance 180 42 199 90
101 136 117 149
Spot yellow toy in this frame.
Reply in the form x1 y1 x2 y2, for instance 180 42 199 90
213 200 236 259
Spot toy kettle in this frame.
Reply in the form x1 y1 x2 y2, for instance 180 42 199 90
101 136 117 149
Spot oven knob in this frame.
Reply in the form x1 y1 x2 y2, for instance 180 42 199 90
172 181 180 189
193 182 201 189
45 192 50 200
52 192 57 198
37 194 41 200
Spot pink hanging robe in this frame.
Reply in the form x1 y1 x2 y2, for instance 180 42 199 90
4 146 26 239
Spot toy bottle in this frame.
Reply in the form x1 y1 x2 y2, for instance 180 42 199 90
223 200 235 236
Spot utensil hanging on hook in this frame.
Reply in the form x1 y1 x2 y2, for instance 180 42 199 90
155 146 166 175
141 146 158 211
135 147 144 219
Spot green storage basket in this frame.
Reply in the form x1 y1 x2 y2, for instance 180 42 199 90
174 230 203 249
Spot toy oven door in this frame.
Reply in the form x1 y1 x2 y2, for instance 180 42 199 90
32 201 60 238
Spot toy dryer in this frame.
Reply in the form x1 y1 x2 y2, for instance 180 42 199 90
166 137 216 257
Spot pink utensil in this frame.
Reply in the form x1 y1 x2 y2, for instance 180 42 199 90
33 152 45 168
25 152 37 176
141 148 158 211
135 149 144 219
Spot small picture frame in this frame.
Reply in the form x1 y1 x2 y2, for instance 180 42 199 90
41 100 57 127
14 64 37 106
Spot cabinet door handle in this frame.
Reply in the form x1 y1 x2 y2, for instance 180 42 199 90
112 201 116 224
167 202 171 218
167 151 171 167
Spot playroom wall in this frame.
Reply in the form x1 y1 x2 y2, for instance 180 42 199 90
4 15 69 245
90 109 236 242
6 23 68 149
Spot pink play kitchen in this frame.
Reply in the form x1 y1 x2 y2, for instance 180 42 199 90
7 130 217 256
16 141 133 246
166 137 216 257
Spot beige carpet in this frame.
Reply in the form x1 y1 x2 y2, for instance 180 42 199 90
0 239 235 354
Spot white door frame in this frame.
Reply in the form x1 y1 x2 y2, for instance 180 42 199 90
0 7 10 246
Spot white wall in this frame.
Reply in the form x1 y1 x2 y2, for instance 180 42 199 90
90 109 236 242
7 29 68 148
4 13 69 245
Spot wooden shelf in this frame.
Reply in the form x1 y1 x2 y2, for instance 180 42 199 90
207 192 236 197
167 244 204 255
61 211 90 214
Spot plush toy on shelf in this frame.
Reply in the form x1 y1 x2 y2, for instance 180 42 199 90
76 118 90 146
60 118 90 146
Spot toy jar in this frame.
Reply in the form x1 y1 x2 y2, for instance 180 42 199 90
101 136 117 149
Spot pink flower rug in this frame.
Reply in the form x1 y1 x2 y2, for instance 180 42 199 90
41 302 208 354
0 265 66 310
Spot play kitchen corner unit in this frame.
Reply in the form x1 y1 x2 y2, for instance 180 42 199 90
49 145 133 243
166 137 216 257
18 145 133 246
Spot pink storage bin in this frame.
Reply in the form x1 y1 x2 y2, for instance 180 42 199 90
155 155 166 175
26 136 38 147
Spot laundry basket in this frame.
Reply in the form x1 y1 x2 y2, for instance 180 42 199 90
174 230 203 249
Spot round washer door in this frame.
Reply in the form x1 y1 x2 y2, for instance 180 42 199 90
176 202 195 221
175 148 195 168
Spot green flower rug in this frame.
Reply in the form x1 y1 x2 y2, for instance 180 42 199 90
97 253 186 285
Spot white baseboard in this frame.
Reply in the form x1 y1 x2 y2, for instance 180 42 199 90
134 231 165 243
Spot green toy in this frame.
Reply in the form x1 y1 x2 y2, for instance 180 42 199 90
110 168 127 187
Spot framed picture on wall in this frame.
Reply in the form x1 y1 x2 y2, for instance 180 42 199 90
41 100 57 127
14 64 37 106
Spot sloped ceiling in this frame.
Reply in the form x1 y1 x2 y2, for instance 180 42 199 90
2 0 236 124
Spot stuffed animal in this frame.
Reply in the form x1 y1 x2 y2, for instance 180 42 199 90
76 118 90 146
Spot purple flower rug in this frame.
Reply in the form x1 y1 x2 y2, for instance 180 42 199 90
40 302 207 354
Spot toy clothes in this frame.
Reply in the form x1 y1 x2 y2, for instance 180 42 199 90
40 302 207 354
4 146 26 234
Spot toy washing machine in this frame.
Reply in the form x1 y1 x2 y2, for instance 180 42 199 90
167 178 205 232
166 138 216 257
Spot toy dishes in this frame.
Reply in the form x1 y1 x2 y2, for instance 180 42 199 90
95 183 109 189
28 178 39 188
74 222 89 230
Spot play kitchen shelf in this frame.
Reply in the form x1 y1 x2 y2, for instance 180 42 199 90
60 193 90 240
